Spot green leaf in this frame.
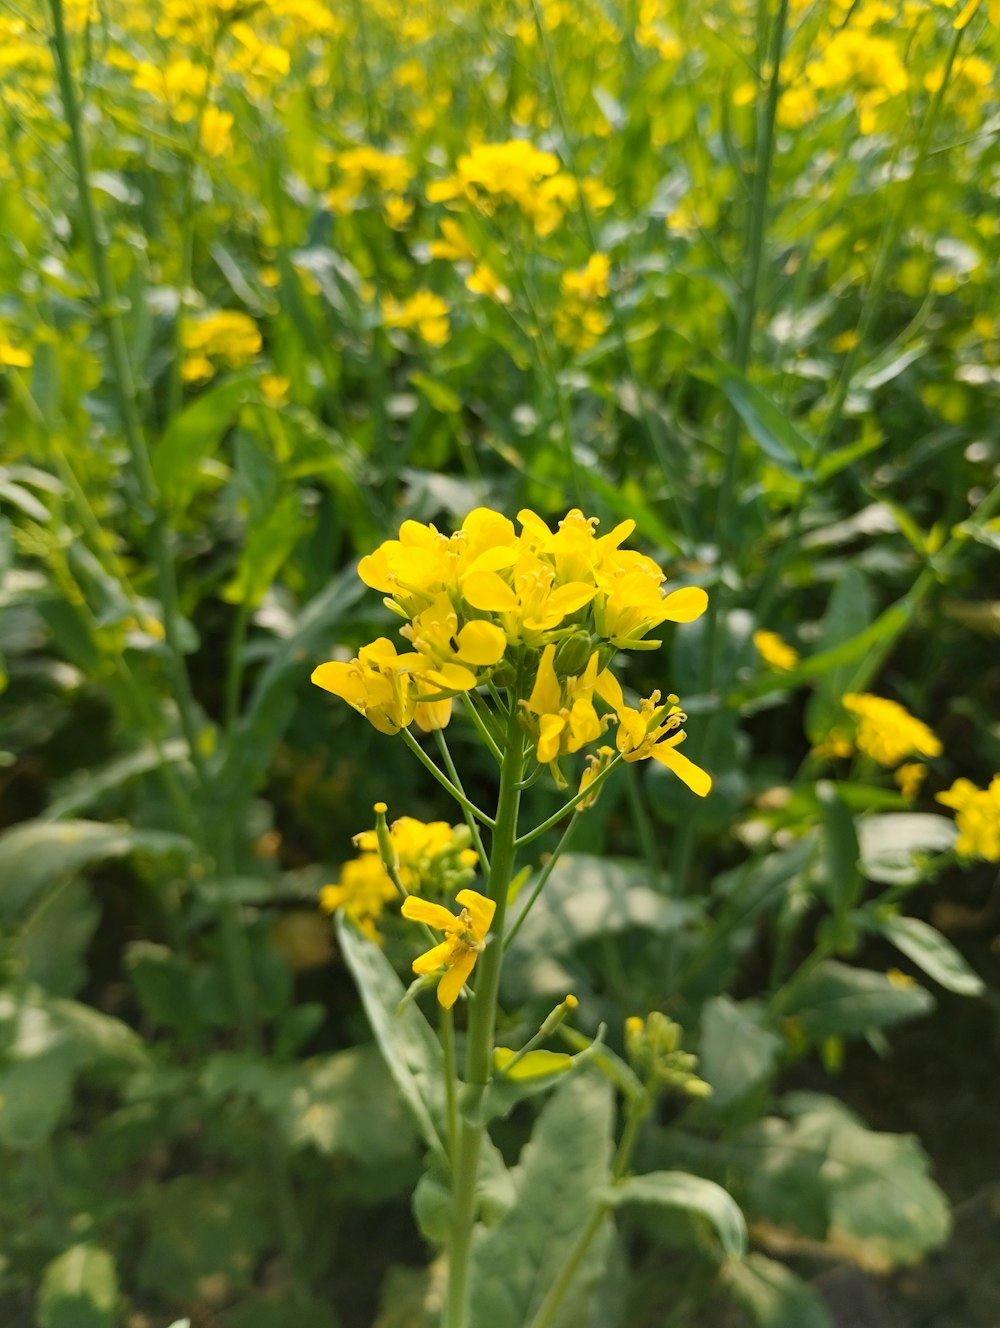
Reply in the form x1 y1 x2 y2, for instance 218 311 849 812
468 1074 615 1328
494 1048 573 1080
857 813 957 885
699 996 782 1107
817 781 862 918
604 1171 747 1260
410 371 462 414
335 915 446 1156
200 1045 418 1165
221 491 305 608
125 942 205 1044
20 878 100 998
503 854 701 1000
860 913 984 996
804 568 872 744
38 1245 117 1328
0 985 145 1148
220 566 363 796
0 818 194 921
712 367 814 477
734 1093 950 1270
722 1253 833 1328
780 960 933 1040
152 373 254 511
137 1174 270 1301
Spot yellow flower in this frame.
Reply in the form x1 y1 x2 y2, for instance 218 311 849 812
320 855 396 940
401 889 496 1008
182 309 262 377
842 693 942 767
936 776 1000 861
311 638 419 735
353 815 478 893
753 629 799 672
381 290 450 346
466 264 511 304
200 106 234 158
383 194 414 230
895 762 927 801
595 673 712 797
429 218 476 262
0 338 32 368
522 644 607 767
561 254 611 302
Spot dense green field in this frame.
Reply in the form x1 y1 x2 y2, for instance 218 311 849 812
1 1 999 1325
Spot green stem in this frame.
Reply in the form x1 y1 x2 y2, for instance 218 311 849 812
515 755 624 846
442 703 525 1328
441 1007 459 1172
48 0 210 789
503 814 578 952
400 727 496 827
224 600 251 738
433 728 491 872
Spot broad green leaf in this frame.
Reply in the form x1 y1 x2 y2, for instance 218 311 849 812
20 878 99 998
699 996 782 1107
503 854 701 999
137 1174 270 1301
43 739 189 820
857 813 957 885
152 373 254 511
860 913 984 996
0 819 194 920
468 1074 615 1328
604 1171 747 1260
779 960 933 1040
125 942 205 1045
336 915 446 1156
410 371 462 414
38 1245 117 1328
734 1093 950 1270
0 985 145 1147
722 1253 833 1328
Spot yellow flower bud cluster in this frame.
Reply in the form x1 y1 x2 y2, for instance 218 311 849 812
320 814 477 939
313 507 712 796
624 1012 712 1098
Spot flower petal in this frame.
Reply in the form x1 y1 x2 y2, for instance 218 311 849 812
411 939 455 975
455 888 496 940
660 587 709 623
649 742 713 796
463 570 518 613
401 896 459 931
456 619 508 666
437 949 477 1008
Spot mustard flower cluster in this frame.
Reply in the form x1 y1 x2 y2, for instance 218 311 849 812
320 814 477 938
312 508 711 795
936 776 1000 862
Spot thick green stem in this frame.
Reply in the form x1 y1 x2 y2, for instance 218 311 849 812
442 704 525 1328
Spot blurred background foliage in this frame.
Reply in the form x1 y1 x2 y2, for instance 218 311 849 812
1 0 999 1324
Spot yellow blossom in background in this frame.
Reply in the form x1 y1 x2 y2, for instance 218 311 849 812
753 629 799 671
181 309 262 381
426 139 584 235
466 264 511 304
806 29 908 133
429 219 476 262
554 254 612 352
354 816 477 894
261 374 290 405
401 889 496 1008
199 106 234 157
320 855 397 940
936 776 1000 860
381 290 450 345
383 195 414 229
895 762 927 801
842 693 942 767
0 339 32 369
